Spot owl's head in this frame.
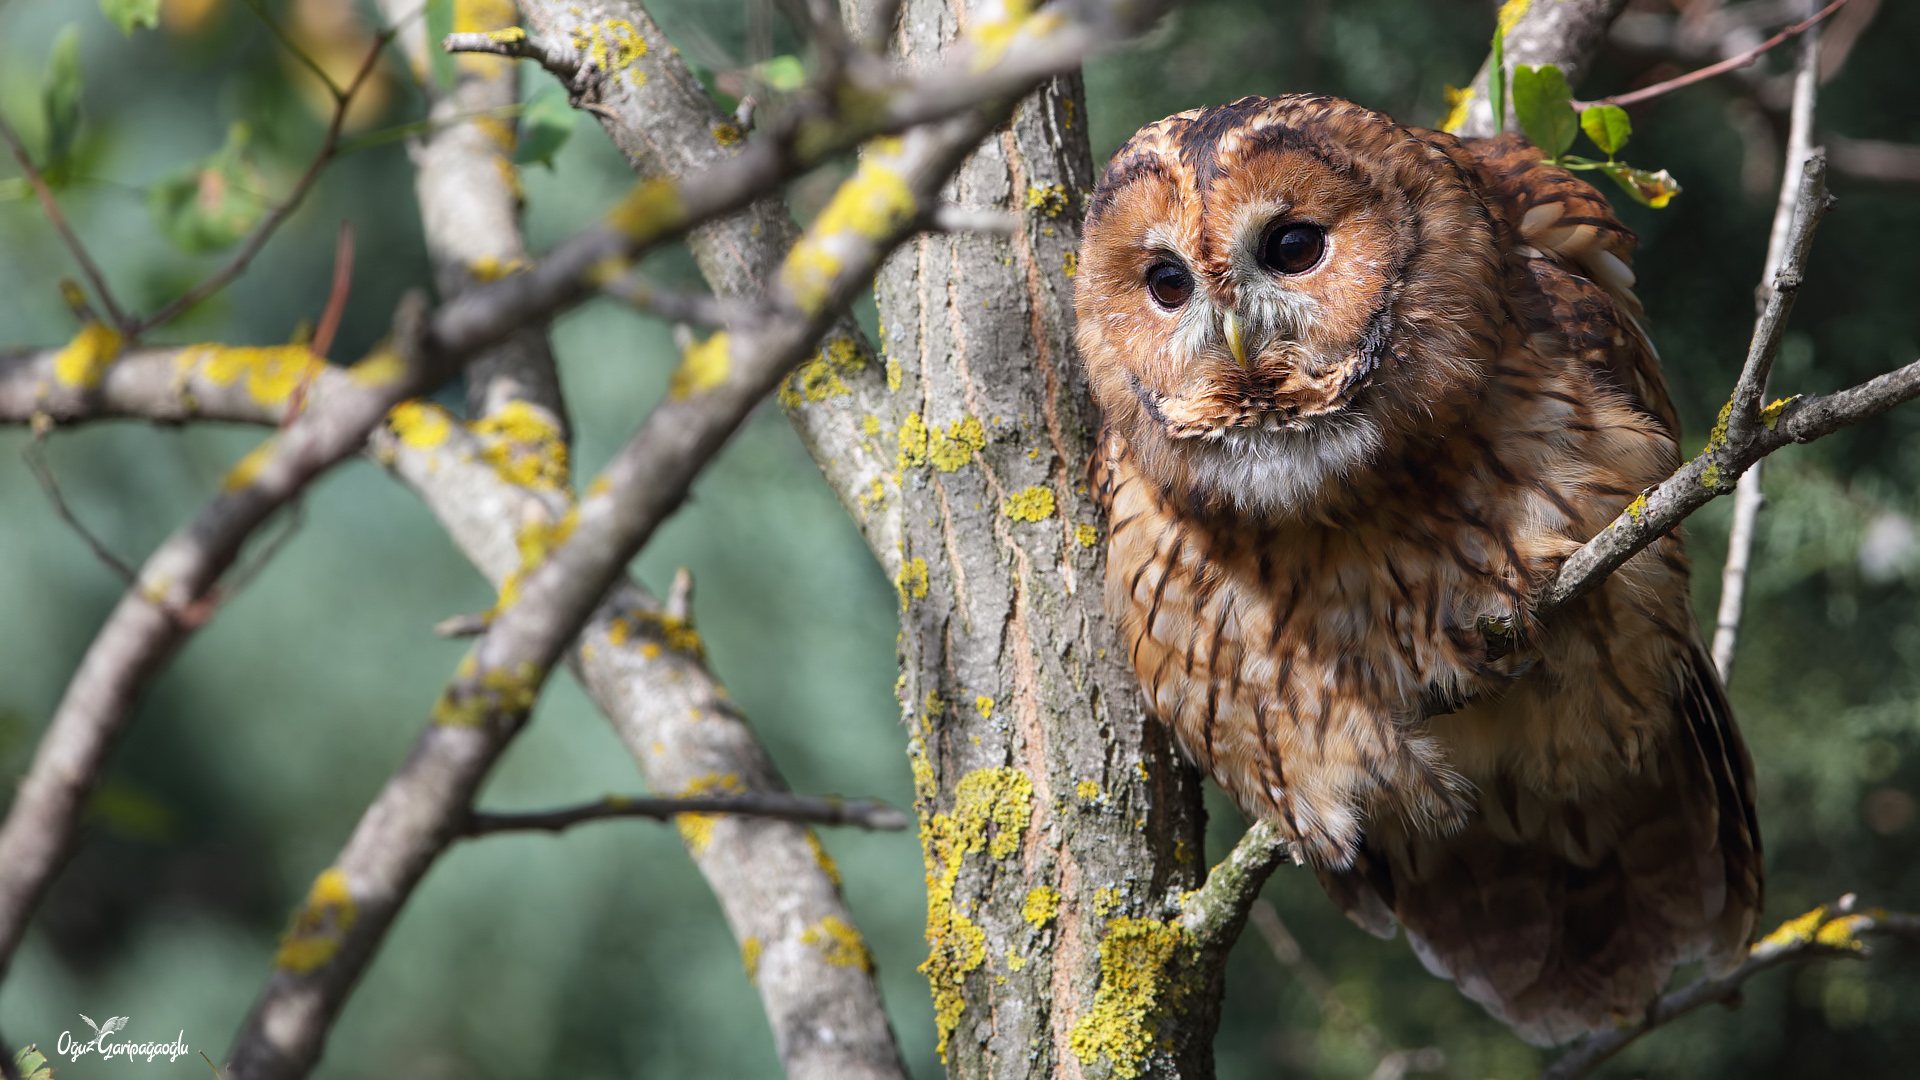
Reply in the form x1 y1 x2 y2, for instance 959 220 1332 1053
1075 95 1505 520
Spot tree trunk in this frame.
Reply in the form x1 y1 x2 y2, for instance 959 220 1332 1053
867 4 1214 1077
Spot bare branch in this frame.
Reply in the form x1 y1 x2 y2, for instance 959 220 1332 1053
512 0 901 574
442 29 585 84
1714 0 1824 681
1544 897 1920 1080
0 297 440 989
463 792 911 835
218 5 1179 1073
1180 820 1290 961
1572 0 1851 111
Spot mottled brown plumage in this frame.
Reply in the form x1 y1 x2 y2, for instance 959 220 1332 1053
1075 95 1761 1045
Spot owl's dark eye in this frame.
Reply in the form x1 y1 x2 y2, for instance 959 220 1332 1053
1145 261 1193 309
1259 223 1326 275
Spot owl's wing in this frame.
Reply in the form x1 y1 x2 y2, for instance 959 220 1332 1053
1462 133 1680 439
1318 631 1761 1044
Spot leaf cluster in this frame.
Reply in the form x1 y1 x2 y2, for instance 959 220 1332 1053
1488 25 1680 208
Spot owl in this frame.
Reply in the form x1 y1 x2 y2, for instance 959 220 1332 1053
1075 95 1762 1045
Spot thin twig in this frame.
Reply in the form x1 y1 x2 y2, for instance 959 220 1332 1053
21 438 139 586
1574 0 1850 111
1713 0 1823 681
309 222 356 364
464 792 910 835
239 0 345 100
443 30 585 84
130 32 392 336
0 113 132 333
1544 896 1920 1079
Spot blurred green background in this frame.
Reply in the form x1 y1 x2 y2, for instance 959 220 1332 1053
2 0 1917 1076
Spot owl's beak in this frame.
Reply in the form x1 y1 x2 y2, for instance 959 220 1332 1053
1222 310 1249 368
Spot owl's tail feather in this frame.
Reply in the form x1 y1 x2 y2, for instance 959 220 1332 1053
1317 644 1762 1047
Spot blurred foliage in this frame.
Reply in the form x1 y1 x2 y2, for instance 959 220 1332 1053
0 0 1917 1078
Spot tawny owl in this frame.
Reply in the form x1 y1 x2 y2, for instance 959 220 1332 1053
1075 95 1762 1045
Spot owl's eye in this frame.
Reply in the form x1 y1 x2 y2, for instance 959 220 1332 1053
1259 223 1326 275
1145 262 1194 309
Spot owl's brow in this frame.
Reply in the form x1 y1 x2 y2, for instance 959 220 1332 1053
1089 151 1178 223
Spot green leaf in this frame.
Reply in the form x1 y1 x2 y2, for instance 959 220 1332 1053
100 0 160 35
512 91 576 168
42 26 85 177
425 0 456 91
1489 25 1504 136
14 1044 54 1080
147 121 266 253
1511 63 1577 161
755 54 806 92
1579 104 1631 159
1599 162 1682 208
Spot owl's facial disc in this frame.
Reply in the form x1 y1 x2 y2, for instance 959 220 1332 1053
1133 216 1374 443
1077 95 1503 519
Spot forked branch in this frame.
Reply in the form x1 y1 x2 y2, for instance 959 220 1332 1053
1544 898 1920 1080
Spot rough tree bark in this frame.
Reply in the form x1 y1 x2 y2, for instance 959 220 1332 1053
867 4 1212 1078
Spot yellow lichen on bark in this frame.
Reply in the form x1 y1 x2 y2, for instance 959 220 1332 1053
569 18 647 84
221 438 279 493
471 400 569 490
1068 918 1194 1079
919 767 1035 1059
670 331 731 400
183 343 322 407
388 400 453 448
1003 485 1055 522
894 556 929 609
780 155 917 314
778 335 863 407
806 829 843 888
431 661 540 727
801 915 874 972
675 771 745 854
274 867 358 974
606 177 684 240
741 936 762 983
1022 885 1059 928
53 321 123 389
494 508 577 611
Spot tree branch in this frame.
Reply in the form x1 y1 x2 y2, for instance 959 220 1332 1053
1180 820 1290 962
1572 0 1851 111
1713 0 1824 681
1544 897 1920 1080
0 296 440 989
510 0 901 576
463 792 911 835
217 4 1178 1074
